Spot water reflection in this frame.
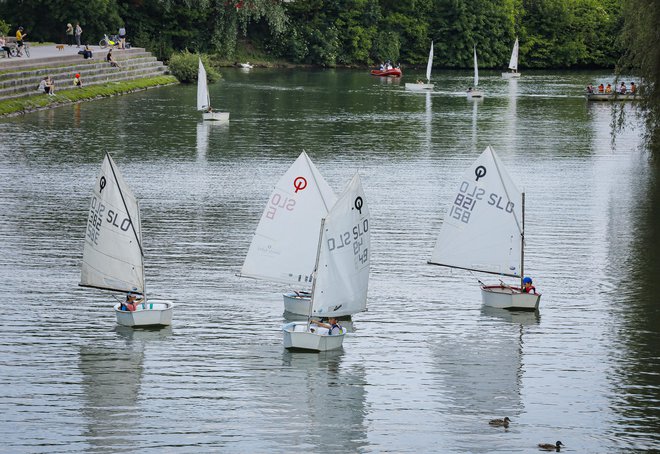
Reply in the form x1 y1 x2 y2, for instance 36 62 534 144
505 78 518 154
277 349 368 451
78 327 172 449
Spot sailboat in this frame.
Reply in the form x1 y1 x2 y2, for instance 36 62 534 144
405 41 434 91
80 152 174 326
467 46 484 98
502 38 520 79
428 146 541 311
240 151 339 314
282 173 370 351
197 58 229 122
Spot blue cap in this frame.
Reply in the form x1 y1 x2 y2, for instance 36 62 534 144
523 277 532 284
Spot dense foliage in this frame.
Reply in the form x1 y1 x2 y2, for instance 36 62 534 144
619 0 660 153
1 0 625 69
168 51 220 83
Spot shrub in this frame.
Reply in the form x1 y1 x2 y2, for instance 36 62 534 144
168 50 220 83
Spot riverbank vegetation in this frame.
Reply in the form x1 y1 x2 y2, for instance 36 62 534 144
1 0 623 69
0 75 177 116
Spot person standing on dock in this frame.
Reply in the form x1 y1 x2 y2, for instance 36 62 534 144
74 23 82 47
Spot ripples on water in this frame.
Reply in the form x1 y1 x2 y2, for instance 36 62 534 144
1 69 658 453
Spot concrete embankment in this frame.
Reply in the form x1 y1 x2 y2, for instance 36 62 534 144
0 44 177 116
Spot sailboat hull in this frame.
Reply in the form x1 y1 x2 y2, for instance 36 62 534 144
502 72 521 79
203 111 229 122
282 322 346 351
467 90 484 98
480 285 540 311
282 292 311 316
114 300 174 327
405 83 434 91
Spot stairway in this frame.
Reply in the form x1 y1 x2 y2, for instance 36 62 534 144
0 47 168 101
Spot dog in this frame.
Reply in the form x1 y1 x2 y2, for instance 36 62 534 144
56 44 64 51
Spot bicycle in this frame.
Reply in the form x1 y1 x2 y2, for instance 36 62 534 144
9 41 30 57
99 34 120 49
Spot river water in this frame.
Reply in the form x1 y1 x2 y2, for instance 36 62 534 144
1 68 658 453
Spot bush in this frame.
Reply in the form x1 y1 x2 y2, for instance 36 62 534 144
168 50 220 84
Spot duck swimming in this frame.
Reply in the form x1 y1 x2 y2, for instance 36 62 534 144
488 417 511 427
538 441 563 451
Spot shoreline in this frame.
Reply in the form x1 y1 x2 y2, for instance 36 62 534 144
0 75 178 117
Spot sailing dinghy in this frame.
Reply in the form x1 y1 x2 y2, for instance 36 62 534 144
283 173 370 351
240 151 338 314
405 41 434 91
502 38 520 79
198 58 229 122
467 46 484 98
80 152 173 327
428 146 540 311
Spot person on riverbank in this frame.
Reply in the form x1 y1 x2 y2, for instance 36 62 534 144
0 36 11 58
118 25 126 49
38 76 55 95
66 23 74 46
73 73 82 88
15 27 26 55
106 49 121 68
78 44 93 59
74 23 82 47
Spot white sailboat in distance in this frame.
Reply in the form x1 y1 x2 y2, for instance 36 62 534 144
80 152 173 326
283 173 370 351
198 58 229 122
467 46 484 98
428 146 541 310
405 41 434 91
502 38 520 79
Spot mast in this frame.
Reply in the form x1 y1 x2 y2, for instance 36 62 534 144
307 218 326 324
137 199 146 302
520 192 525 289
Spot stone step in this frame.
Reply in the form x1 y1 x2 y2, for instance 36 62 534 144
0 47 150 71
0 56 162 88
0 66 167 100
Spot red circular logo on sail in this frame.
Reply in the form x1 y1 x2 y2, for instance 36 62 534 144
293 176 307 193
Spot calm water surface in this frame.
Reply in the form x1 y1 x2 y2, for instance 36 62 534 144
1 68 659 453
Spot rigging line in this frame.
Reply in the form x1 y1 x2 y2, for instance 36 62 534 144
105 151 145 258
488 146 523 235
302 150 333 213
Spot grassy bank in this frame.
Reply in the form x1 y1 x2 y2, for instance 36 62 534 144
0 75 178 116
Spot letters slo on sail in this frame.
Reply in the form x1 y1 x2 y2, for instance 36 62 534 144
467 46 484 98
80 152 173 326
241 151 360 318
428 146 541 311
197 58 229 122
405 41 434 91
502 38 520 79
282 173 371 351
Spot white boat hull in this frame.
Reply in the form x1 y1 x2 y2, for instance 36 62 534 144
282 322 346 351
282 292 357 318
405 82 434 91
502 72 521 79
480 285 540 311
467 90 484 98
203 111 229 122
113 300 174 327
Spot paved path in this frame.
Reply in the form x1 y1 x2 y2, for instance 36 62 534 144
6 43 124 60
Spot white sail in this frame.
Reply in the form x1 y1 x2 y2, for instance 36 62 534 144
312 173 370 316
508 38 519 71
241 151 337 286
197 58 210 111
80 153 144 293
429 146 522 277
473 46 479 87
426 41 434 83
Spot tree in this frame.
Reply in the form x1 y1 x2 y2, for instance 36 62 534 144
619 0 660 153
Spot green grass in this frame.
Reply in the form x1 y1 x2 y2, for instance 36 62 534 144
0 75 178 116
